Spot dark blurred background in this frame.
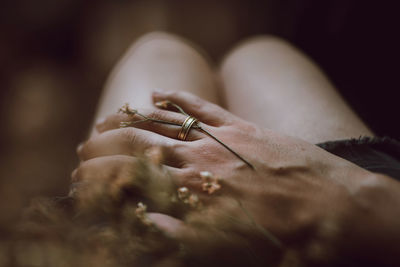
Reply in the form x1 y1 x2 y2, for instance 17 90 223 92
0 0 399 221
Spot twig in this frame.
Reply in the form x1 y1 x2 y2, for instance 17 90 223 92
197 126 254 169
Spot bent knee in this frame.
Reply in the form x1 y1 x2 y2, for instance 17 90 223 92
220 35 299 69
129 31 208 62
134 31 184 46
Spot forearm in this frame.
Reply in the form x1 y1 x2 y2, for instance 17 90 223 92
342 173 400 266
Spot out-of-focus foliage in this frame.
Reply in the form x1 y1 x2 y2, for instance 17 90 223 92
0 157 183 267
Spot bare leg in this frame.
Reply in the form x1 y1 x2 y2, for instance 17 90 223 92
219 36 373 144
91 31 218 134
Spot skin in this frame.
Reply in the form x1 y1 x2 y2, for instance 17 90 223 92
90 32 218 136
74 91 400 266
219 36 373 143
72 33 399 266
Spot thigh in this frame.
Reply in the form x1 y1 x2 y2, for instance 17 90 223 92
219 36 373 144
91 31 219 135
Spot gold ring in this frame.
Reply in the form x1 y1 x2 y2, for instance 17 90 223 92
178 116 197 141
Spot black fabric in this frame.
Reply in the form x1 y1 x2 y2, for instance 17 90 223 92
317 137 400 181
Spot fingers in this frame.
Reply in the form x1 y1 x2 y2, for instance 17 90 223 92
147 212 185 238
147 211 271 266
146 212 210 254
78 127 183 166
72 155 198 190
96 108 204 141
152 90 235 126
71 155 184 210
72 155 134 183
72 155 180 182
146 212 230 257
71 155 216 213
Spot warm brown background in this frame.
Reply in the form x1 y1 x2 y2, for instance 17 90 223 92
0 0 398 221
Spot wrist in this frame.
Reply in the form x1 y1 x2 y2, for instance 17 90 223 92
340 172 400 266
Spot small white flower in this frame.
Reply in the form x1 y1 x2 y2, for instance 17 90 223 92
200 171 221 194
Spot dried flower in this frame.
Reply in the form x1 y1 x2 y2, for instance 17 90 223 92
118 103 137 115
200 171 221 194
155 100 170 109
119 121 131 128
135 202 153 226
177 187 190 201
135 202 146 215
177 187 200 208
187 194 200 208
200 171 213 180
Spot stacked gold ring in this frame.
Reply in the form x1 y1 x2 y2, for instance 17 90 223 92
178 116 197 141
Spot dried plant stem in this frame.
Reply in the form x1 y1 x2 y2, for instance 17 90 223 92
121 118 180 128
169 102 189 116
196 127 254 169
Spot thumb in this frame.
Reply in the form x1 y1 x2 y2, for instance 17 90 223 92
147 212 282 266
147 212 185 239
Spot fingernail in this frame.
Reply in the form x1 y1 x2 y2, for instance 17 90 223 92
153 88 165 94
69 181 83 197
71 169 78 182
76 142 84 155
95 117 106 132
153 89 172 97
155 100 169 109
95 117 106 126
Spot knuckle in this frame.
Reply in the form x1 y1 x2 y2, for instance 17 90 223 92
183 168 199 180
120 127 137 146
168 142 194 164
167 91 204 109
113 156 132 171
107 114 121 125
238 122 257 132
168 91 181 99
71 168 78 182
192 98 204 110
108 163 122 180
78 141 90 159
180 168 202 187
142 108 183 125
167 140 186 153
73 165 85 181
147 109 166 121
184 93 203 108
170 91 190 102
97 117 112 132
99 114 118 127
104 114 115 122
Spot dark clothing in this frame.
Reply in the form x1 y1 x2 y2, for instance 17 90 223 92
317 137 400 181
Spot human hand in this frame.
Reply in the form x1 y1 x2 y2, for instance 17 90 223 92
73 91 400 266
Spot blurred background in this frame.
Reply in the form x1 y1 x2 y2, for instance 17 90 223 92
0 0 399 223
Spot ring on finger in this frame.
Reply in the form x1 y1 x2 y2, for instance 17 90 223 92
178 116 197 141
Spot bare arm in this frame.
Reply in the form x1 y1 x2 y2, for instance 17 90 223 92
74 91 400 266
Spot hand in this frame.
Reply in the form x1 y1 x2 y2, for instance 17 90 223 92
73 91 400 266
